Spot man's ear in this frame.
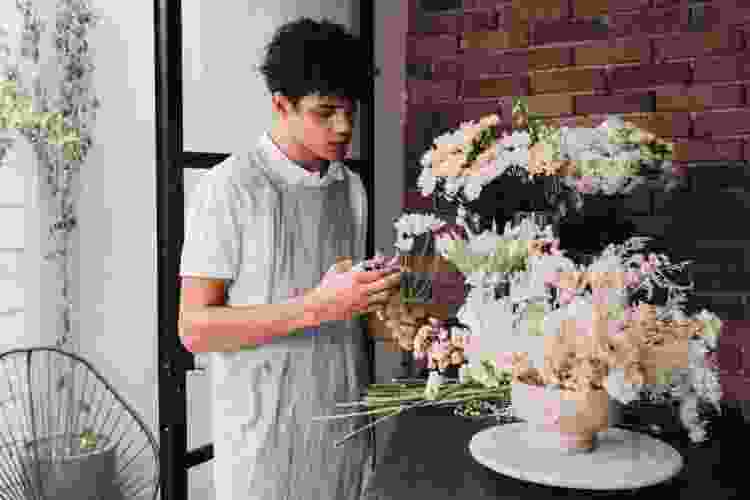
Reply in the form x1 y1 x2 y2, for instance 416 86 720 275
271 92 290 119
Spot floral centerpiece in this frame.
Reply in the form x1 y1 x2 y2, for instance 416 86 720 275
315 215 723 449
416 97 680 213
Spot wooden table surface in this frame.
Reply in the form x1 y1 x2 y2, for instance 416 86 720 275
363 404 747 499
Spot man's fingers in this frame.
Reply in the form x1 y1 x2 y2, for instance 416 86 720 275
354 268 396 283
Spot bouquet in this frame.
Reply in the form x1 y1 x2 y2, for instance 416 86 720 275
415 97 679 210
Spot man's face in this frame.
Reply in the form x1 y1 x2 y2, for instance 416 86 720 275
274 93 357 163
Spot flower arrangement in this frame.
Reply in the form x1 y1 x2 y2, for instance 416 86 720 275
415 97 680 209
317 214 724 446
454 227 722 442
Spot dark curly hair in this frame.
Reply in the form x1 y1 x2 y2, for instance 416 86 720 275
258 17 373 108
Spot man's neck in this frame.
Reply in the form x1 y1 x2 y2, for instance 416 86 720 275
269 130 330 177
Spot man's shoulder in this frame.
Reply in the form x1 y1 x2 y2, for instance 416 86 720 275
200 150 273 193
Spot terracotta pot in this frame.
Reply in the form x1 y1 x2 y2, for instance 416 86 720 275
511 382 623 454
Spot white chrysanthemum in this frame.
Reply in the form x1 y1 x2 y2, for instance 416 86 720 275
433 128 465 149
417 166 437 196
420 149 433 168
463 175 484 201
467 230 505 255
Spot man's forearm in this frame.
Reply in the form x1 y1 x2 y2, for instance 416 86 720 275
179 294 324 353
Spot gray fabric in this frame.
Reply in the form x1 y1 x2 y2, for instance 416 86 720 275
180 134 373 499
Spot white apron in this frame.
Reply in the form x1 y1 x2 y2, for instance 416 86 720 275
204 136 374 500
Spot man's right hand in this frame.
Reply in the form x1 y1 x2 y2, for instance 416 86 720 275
309 260 402 323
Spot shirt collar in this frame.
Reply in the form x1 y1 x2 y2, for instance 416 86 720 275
257 132 345 187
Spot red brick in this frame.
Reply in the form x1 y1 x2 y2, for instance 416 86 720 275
573 0 649 17
574 92 656 115
609 63 692 91
530 68 607 94
461 28 530 50
612 6 689 38
654 30 744 62
531 18 610 46
461 47 573 78
694 56 740 83
711 1 750 27
403 189 433 211
407 79 459 104
694 109 750 137
433 57 463 80
654 84 745 112
461 9 498 32
673 139 745 162
407 35 458 60
574 38 651 66
463 0 504 9
411 13 461 35
526 94 575 117
621 112 691 138
510 0 571 22
461 75 530 99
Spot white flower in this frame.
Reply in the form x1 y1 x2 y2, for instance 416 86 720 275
689 426 707 443
604 367 641 404
394 213 445 236
417 167 437 196
424 371 444 401
463 175 484 201
458 364 471 384
695 309 722 350
420 149 433 168
394 236 414 253
466 231 503 255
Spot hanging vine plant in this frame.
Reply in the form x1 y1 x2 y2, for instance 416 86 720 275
0 0 101 352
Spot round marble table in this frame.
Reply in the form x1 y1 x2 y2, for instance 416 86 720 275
469 423 684 490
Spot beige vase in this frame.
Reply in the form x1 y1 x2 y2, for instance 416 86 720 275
511 382 623 454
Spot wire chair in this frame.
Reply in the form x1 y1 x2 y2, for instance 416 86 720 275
0 347 159 500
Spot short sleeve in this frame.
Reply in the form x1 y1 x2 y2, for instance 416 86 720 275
180 169 242 281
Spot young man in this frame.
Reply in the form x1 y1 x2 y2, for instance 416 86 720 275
178 17 399 500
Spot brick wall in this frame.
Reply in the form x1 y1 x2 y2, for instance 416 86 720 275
400 0 750 408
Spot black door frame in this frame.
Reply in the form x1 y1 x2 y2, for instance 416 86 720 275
154 2 376 499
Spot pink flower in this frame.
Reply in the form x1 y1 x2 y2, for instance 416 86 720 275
575 318 594 337
462 335 480 356
438 328 450 341
496 352 515 370
576 176 595 194
479 159 498 177
545 271 561 287
608 319 626 337
559 288 576 305
625 270 642 287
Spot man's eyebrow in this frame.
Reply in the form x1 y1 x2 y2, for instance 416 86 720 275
315 104 356 110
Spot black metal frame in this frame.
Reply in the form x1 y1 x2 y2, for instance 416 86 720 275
154 2 375 499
